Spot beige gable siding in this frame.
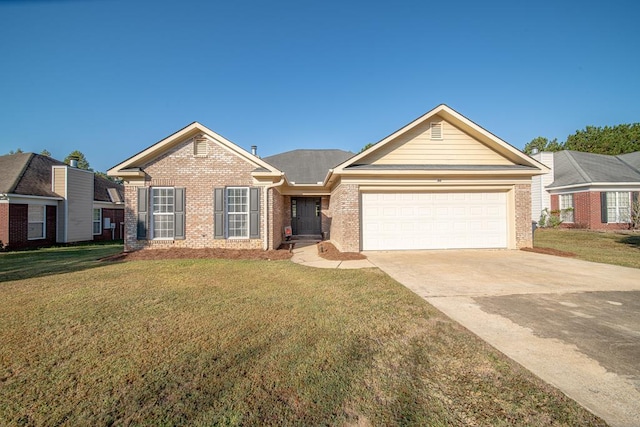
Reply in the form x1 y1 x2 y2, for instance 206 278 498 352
361 115 513 166
65 168 94 242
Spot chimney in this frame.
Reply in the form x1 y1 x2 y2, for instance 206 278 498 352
251 145 257 156
69 158 78 168
531 148 539 155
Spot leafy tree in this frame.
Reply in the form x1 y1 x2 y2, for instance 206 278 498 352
95 171 123 184
8 148 24 154
64 150 92 171
523 137 563 155
564 124 640 155
41 149 52 157
359 143 375 153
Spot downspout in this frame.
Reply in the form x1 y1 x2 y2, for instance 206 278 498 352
262 175 285 250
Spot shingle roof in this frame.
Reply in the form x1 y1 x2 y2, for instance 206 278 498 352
619 151 640 170
548 150 640 189
0 152 124 201
0 152 64 197
263 149 355 184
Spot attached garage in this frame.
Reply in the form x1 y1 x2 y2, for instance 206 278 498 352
361 192 508 250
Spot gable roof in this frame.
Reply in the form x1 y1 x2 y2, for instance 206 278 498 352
333 104 548 175
619 151 640 170
0 152 124 202
263 149 354 184
548 150 640 189
107 122 280 178
0 153 64 198
94 175 125 203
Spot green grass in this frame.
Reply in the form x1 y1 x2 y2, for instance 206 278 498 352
0 241 123 282
0 246 606 426
534 228 640 269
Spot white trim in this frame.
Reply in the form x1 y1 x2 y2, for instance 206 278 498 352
548 182 640 192
150 187 175 240
93 208 102 235
0 194 62 204
226 186 250 239
27 204 46 240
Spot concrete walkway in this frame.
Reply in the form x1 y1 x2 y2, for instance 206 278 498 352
290 241 376 269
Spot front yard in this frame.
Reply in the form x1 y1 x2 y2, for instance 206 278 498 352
534 228 640 269
0 245 606 426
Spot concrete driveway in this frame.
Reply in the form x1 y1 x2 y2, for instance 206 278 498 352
365 250 640 427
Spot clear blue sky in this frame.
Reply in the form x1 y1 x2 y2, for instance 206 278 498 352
1 0 639 173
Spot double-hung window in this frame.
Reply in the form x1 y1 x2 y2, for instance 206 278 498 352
136 187 185 240
28 205 45 240
152 188 175 239
93 208 102 235
226 187 249 238
559 194 574 223
605 192 631 223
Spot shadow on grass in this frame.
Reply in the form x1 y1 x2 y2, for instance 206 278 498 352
619 235 640 249
0 242 123 283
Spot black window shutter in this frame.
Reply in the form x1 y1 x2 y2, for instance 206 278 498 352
249 187 260 238
600 192 608 223
174 188 185 240
214 188 225 239
137 186 149 239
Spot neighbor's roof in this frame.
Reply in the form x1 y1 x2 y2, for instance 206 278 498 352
619 151 640 170
263 149 355 184
547 150 640 189
0 152 64 197
0 152 124 201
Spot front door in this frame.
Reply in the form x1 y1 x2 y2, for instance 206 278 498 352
292 197 321 235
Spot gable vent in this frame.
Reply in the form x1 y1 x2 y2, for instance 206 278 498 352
194 137 208 156
107 187 123 204
430 122 443 140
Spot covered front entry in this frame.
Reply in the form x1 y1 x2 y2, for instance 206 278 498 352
291 197 321 235
361 192 508 250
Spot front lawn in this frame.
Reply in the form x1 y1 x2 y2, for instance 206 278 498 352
534 228 640 269
0 247 605 425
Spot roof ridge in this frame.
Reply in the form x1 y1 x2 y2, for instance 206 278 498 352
616 153 640 175
7 153 35 194
563 151 593 183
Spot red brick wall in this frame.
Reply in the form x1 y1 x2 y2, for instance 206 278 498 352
93 208 125 241
552 192 630 230
4 204 57 250
124 137 265 251
329 183 360 252
0 204 8 248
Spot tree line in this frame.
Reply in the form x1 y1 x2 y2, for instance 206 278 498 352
524 123 640 155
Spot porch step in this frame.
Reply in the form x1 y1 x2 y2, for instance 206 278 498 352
291 234 323 241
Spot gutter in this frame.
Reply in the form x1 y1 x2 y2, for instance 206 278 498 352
262 175 285 251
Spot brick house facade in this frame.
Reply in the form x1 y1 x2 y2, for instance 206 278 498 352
109 106 547 252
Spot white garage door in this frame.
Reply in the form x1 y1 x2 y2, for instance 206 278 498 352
362 192 507 250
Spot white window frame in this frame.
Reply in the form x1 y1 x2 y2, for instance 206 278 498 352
93 208 102 235
151 187 175 239
27 205 46 240
559 194 574 223
606 191 631 223
226 187 249 239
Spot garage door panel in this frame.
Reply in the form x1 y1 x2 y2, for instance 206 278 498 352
362 192 507 250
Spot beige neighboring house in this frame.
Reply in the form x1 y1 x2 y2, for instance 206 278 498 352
0 153 124 250
108 104 548 252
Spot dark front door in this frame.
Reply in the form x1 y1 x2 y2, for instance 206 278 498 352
292 197 321 235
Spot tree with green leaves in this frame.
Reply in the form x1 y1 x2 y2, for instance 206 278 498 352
8 148 24 154
41 149 52 157
523 137 563 155
64 150 92 171
564 124 640 155
359 143 375 153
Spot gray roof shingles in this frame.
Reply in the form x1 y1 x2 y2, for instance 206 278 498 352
0 152 124 201
548 150 640 189
263 149 355 184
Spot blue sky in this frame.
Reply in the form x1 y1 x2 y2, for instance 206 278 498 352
1 0 639 173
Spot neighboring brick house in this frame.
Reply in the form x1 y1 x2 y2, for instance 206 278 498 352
532 150 640 230
108 104 548 252
0 153 124 250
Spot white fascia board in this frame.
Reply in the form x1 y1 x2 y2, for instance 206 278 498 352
548 182 640 192
0 194 63 204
